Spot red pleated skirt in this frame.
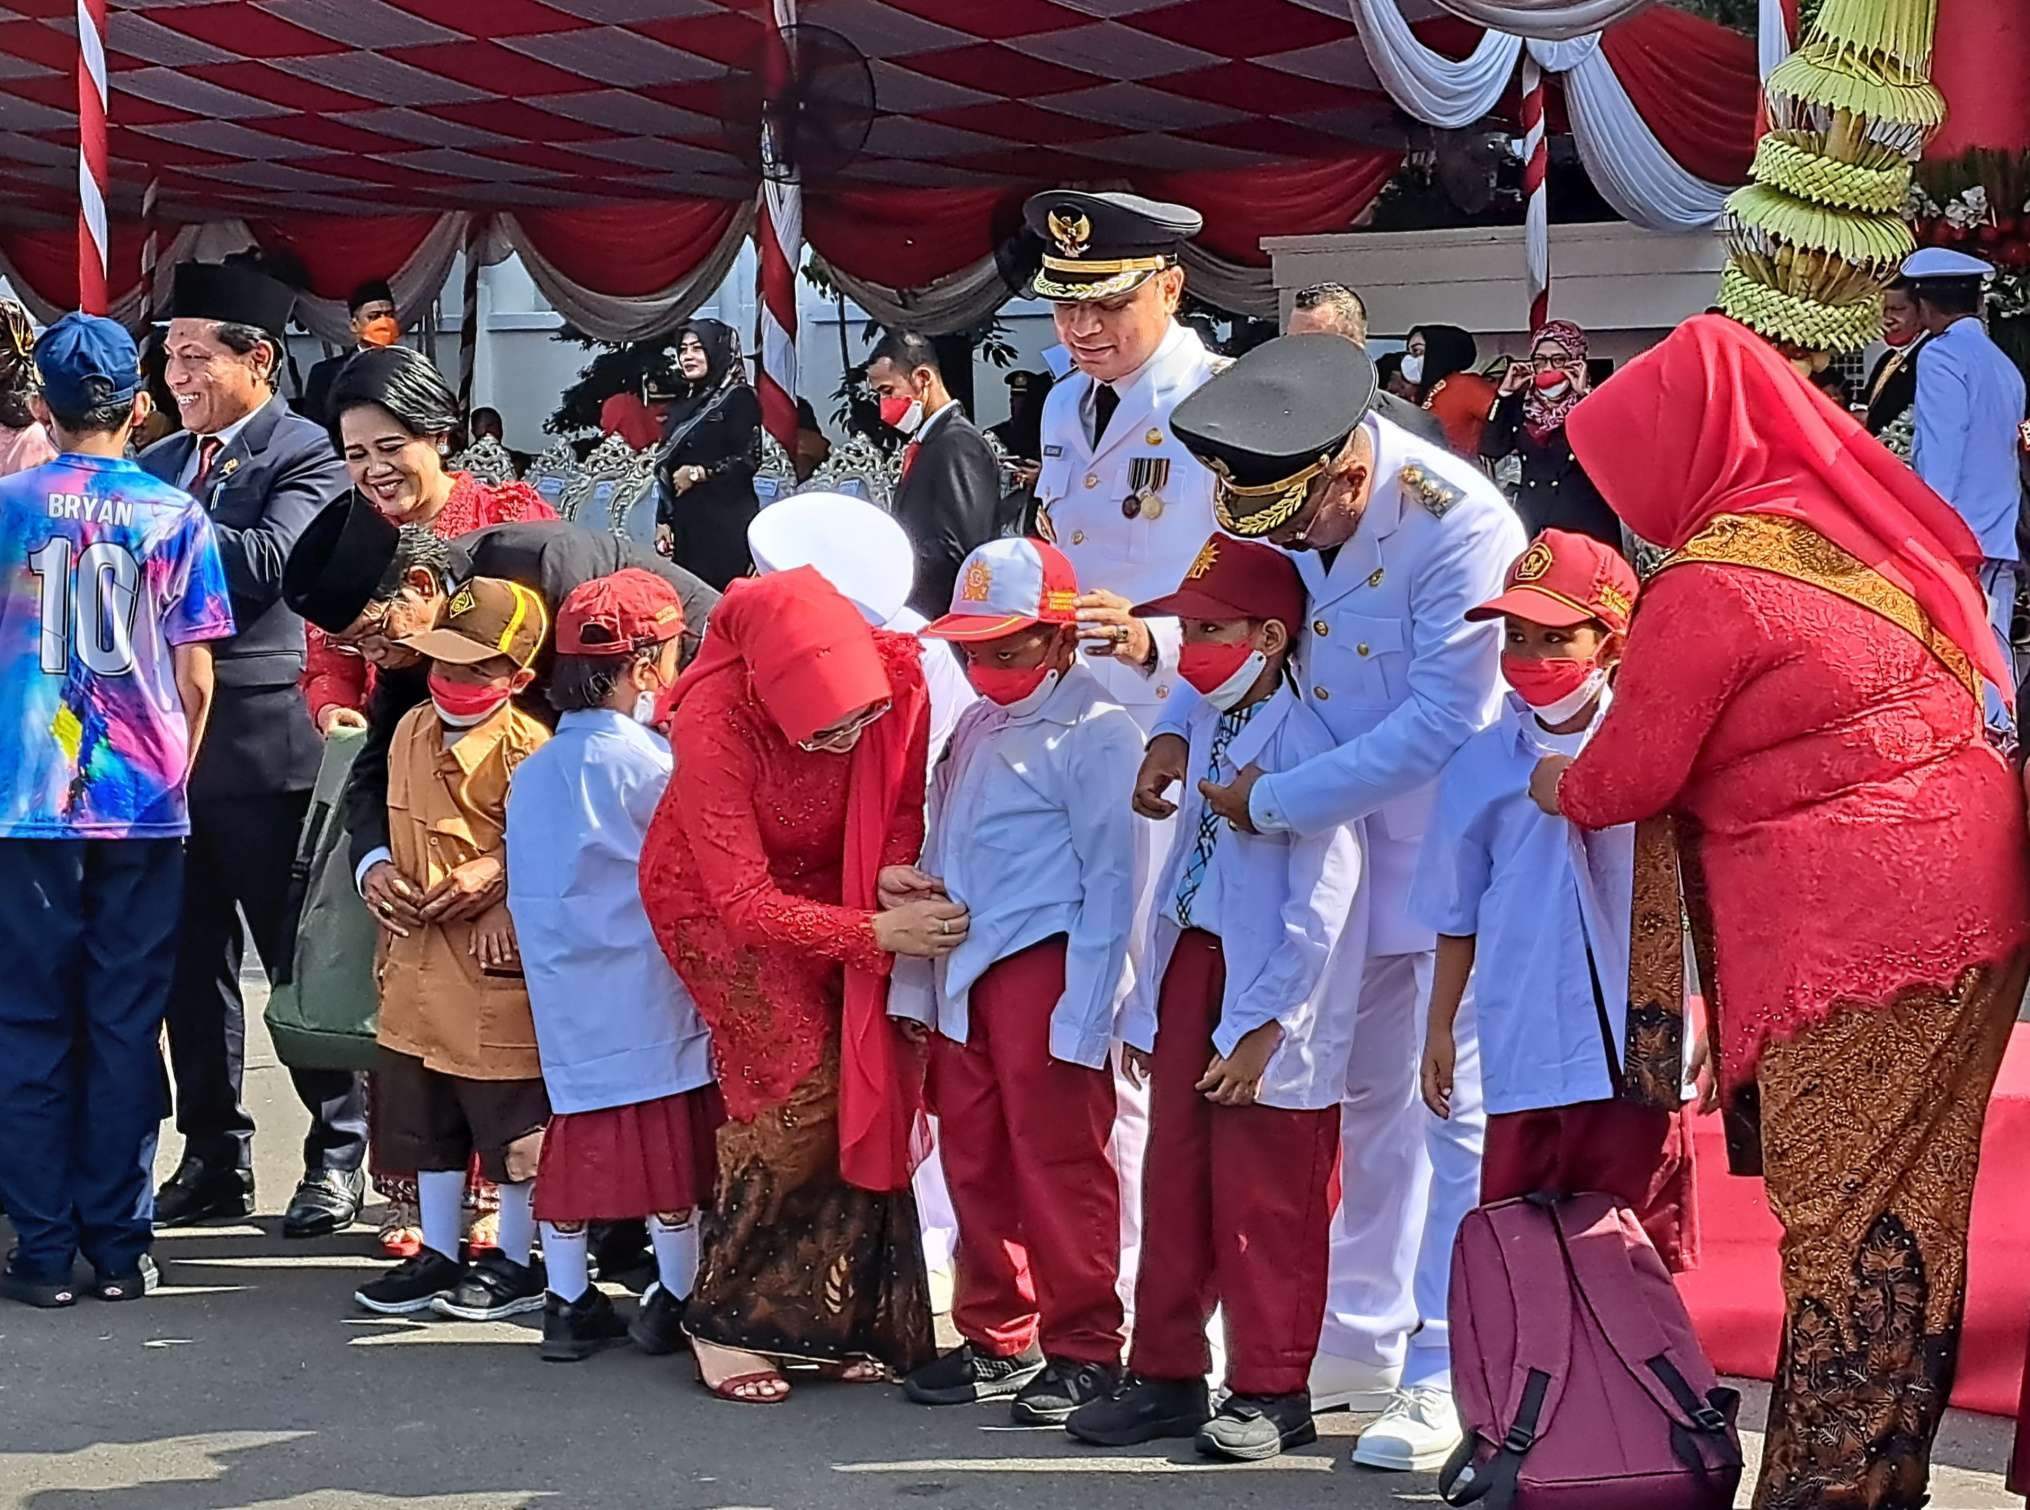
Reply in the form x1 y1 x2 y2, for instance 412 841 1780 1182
532 1085 726 1222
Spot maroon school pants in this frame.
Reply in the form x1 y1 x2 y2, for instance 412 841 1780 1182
1479 1096 1701 1272
1129 929 1340 1398
930 935 1124 1364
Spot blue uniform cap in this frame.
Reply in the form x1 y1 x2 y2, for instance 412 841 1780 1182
35 311 140 415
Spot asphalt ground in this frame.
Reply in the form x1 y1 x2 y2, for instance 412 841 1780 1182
0 980 2019 1510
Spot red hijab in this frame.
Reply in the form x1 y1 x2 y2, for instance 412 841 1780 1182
1565 314 2011 705
662 567 929 1192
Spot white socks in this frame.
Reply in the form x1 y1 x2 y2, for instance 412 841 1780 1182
494 1180 535 1266
542 1223 590 1303
649 1216 699 1300
418 1169 464 1262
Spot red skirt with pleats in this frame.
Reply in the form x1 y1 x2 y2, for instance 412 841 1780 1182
533 1085 726 1222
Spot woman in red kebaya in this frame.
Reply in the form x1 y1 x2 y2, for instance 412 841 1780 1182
640 568 965 1403
1531 315 2030 1510
304 345 555 1258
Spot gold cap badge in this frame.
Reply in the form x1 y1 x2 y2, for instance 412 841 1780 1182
1047 209 1091 260
960 559 992 602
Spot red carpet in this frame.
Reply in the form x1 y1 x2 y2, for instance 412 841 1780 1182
1680 1020 2030 1417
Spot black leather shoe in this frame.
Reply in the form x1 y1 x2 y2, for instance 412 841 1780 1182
281 1169 364 1239
1066 1375 1212 1446
153 1159 255 1229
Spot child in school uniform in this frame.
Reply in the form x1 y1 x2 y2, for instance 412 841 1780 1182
893 537 1148 1426
505 570 723 1363
1414 528 1698 1271
1065 534 1364 1463
353 578 554 1322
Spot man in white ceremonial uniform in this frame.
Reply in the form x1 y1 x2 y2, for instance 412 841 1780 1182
1023 189 1226 1307
1902 247 2027 731
1147 333 1524 1472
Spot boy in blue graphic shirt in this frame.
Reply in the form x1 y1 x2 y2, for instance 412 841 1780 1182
0 313 233 1308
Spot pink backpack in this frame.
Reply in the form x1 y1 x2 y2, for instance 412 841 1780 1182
1440 1192 1742 1510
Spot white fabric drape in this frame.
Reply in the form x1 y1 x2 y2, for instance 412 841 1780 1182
495 201 755 343
0 223 201 329
1347 0 1729 231
1429 0 1652 40
1350 0 1521 128
814 251 1015 336
1758 0 1792 81
1559 43 1730 230
1178 242 1278 319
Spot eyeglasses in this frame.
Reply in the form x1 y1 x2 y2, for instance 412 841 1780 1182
326 600 395 660
798 700 891 754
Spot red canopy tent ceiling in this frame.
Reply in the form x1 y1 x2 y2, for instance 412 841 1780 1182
0 0 1756 306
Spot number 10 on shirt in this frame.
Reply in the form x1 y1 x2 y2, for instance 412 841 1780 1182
28 536 143 676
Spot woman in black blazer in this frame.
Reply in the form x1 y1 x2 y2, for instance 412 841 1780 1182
656 319 762 591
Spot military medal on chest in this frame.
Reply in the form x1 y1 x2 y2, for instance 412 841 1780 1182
1124 456 1170 521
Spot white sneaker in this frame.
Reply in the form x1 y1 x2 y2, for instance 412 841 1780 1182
1350 1383 1463 1471
1307 1351 1402 1412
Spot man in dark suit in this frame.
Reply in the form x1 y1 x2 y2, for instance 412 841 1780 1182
1286 282 1450 448
298 279 399 429
1863 278 1929 436
281 498 720 890
145 262 369 1237
866 330 1005 619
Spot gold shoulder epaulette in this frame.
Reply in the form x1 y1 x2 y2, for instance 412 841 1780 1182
1398 462 1458 518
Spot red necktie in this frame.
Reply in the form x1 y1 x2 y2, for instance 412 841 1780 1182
900 440 920 482
191 436 223 492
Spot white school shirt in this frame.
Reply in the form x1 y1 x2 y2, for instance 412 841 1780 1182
1408 692 1636 1117
897 663 1147 1070
1154 413 1524 956
1120 683 1367 1111
504 708 714 1114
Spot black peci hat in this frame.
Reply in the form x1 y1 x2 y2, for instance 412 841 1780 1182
283 493 401 634
169 262 297 338
1170 333 1379 539
1022 190 1202 302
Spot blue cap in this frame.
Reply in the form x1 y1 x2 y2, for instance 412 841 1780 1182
35 312 140 416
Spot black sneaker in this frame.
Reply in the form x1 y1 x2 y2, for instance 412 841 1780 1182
432 1251 546 1321
541 1287 630 1362
627 1281 689 1356
1195 1391 1318 1462
1012 1358 1124 1426
903 1341 1046 1405
354 1249 463 1316
1065 1375 1212 1446
92 1253 159 1302
2 1250 77 1310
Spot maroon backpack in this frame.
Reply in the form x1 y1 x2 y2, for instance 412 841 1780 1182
1440 1192 1742 1510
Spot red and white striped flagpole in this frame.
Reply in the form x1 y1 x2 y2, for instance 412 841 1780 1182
76 0 109 315
754 0 802 454
1520 53 1550 336
140 174 160 322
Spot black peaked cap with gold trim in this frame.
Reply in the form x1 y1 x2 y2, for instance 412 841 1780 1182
1023 189 1202 302
1171 333 1378 538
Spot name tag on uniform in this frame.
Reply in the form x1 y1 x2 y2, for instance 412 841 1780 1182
1124 457 1170 520
1044 444 1063 458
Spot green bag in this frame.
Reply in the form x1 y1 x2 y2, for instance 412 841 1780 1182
264 726 381 1073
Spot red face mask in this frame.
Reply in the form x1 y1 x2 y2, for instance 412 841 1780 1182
427 668 514 725
965 661 1052 707
878 393 925 435
1178 639 1258 697
1884 326 1916 349
1533 367 1574 391
1500 653 1593 709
